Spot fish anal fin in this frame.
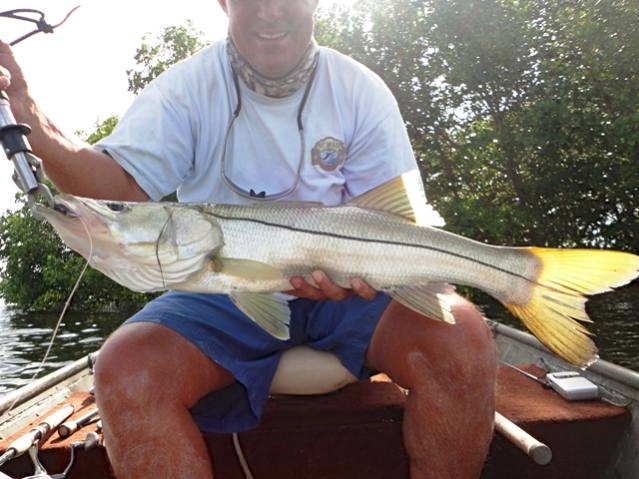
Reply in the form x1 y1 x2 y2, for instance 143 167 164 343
390 283 456 324
230 293 291 340
348 169 445 227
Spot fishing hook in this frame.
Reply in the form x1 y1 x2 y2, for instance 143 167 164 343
0 5 81 46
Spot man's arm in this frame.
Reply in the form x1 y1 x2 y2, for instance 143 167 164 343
0 40 148 201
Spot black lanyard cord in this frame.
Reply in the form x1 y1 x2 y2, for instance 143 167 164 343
0 5 81 46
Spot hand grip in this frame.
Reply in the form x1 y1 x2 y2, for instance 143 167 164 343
494 411 552 465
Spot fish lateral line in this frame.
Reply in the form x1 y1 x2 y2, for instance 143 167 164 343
206 210 538 286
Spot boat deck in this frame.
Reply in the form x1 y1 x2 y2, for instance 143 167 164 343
0 364 630 478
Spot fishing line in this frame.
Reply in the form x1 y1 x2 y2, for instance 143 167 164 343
0 212 95 420
155 208 174 289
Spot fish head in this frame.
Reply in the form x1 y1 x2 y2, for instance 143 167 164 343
35 195 225 292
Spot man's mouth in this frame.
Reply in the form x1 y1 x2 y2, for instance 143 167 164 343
256 32 288 41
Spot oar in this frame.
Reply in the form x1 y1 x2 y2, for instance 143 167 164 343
494 411 552 465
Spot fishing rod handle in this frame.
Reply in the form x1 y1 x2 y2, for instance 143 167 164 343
58 408 99 438
35 404 75 438
3 404 75 459
494 411 552 465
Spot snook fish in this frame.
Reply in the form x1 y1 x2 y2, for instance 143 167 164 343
35 171 639 367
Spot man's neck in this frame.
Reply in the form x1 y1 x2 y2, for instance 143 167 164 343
227 38 319 98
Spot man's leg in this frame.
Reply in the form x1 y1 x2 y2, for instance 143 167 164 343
366 295 497 479
94 322 234 479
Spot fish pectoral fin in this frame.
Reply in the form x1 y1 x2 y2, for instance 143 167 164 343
229 293 291 340
390 283 456 324
348 169 445 227
215 258 284 281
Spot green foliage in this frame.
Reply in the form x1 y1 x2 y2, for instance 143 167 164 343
127 20 208 94
317 0 639 250
0 190 152 312
77 115 119 145
0 21 202 312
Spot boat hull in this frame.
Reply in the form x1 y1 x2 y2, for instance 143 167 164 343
1 322 637 478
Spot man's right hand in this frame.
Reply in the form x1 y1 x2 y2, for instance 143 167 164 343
0 40 30 122
0 64 9 91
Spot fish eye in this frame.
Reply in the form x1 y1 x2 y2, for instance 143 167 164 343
106 202 126 212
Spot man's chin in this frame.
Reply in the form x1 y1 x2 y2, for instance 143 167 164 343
250 48 302 78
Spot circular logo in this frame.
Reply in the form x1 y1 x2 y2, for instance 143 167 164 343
311 137 346 172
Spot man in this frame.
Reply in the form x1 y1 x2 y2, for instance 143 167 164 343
0 1 496 477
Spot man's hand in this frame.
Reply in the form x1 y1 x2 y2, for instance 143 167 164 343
285 270 378 301
0 64 9 91
0 40 30 122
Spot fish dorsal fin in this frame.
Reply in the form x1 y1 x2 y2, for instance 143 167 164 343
348 170 445 226
390 283 456 324
229 292 291 340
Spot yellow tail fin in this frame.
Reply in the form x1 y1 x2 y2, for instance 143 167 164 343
505 248 639 367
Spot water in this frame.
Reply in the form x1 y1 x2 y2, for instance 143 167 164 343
476 282 639 370
0 302 125 394
0 283 637 394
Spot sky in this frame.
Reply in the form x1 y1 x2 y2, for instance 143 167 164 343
0 0 355 213
0 0 226 212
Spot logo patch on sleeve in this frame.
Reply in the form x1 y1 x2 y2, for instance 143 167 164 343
311 137 346 172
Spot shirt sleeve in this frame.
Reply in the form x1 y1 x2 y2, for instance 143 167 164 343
340 79 420 201
95 74 196 201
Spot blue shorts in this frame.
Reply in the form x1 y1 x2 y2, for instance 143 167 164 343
125 291 392 433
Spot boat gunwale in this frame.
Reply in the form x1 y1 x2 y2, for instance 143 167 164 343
488 320 639 390
0 352 96 417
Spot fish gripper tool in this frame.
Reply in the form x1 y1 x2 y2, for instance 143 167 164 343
0 90 54 212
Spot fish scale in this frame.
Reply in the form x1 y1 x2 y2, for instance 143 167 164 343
204 202 536 300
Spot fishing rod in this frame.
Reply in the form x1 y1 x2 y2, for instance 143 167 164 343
0 6 81 212
0 404 74 467
57 407 99 438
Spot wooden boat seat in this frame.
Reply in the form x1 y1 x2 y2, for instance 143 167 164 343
0 364 629 479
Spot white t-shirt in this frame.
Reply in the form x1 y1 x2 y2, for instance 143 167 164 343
97 40 420 206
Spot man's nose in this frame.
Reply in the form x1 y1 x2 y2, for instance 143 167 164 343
257 0 287 22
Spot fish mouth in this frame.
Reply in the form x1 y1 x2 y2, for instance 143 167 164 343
52 199 78 217
32 195 80 220
41 195 113 235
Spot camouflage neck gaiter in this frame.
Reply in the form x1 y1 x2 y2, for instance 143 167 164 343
227 37 319 98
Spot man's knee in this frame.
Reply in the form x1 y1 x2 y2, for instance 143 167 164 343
94 322 234 409
368 296 497 390
94 323 170 405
